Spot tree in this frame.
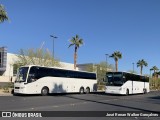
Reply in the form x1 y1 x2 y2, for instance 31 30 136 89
137 59 148 75
150 66 159 88
15 47 61 67
68 34 83 69
150 66 159 78
84 61 114 81
0 4 9 23
109 51 122 72
96 62 114 81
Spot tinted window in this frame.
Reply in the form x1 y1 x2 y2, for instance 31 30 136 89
106 72 123 86
28 66 96 80
16 67 29 82
123 72 149 82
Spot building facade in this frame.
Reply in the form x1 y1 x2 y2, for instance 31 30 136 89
0 48 75 82
0 47 7 76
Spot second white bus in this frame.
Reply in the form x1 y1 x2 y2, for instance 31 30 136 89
14 65 97 95
105 72 149 95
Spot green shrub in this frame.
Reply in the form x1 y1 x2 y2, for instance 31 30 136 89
150 78 160 90
97 85 105 91
7 82 14 88
2 82 14 93
3 87 9 93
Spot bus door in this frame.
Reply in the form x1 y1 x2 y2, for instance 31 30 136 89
26 67 39 94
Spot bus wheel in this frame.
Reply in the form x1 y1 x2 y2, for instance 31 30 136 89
143 89 147 94
11 89 14 94
86 87 90 94
41 87 49 96
79 87 84 94
126 89 129 96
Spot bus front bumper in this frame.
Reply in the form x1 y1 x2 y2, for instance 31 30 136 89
105 87 125 95
14 87 27 94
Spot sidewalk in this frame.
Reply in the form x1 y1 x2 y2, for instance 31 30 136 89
0 89 13 96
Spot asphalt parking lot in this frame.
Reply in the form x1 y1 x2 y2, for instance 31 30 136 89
0 91 160 120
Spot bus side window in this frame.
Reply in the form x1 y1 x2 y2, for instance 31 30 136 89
123 76 126 82
27 67 38 83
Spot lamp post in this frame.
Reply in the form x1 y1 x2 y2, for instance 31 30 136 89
132 62 134 73
50 35 58 66
105 54 109 72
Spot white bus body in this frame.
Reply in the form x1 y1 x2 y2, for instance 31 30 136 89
105 72 149 95
14 65 97 95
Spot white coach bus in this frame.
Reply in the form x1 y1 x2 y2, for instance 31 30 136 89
14 65 97 95
105 72 149 95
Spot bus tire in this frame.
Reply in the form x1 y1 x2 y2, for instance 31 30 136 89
86 87 90 94
41 87 49 96
11 89 14 94
79 87 84 94
143 89 147 94
126 89 129 96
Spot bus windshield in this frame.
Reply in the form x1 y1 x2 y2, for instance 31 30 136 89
15 67 29 82
106 72 123 86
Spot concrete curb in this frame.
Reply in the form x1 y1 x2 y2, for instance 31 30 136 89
0 91 13 96
150 90 160 92
0 93 12 96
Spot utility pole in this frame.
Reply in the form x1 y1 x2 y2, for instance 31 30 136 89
132 62 134 73
105 54 109 72
50 35 58 66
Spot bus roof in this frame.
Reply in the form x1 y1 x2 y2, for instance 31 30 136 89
20 65 96 74
107 71 149 77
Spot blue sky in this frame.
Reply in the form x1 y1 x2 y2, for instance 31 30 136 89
0 0 160 75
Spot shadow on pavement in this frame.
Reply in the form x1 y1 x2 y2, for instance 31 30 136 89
64 94 160 114
148 96 160 100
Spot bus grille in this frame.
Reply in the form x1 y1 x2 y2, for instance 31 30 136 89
15 87 20 89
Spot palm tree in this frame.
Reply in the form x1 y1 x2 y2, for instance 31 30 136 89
150 66 159 87
0 4 9 23
150 66 159 78
109 51 122 72
137 59 148 75
68 35 83 69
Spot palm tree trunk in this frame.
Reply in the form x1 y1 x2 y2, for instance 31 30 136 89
154 70 156 87
74 46 77 69
140 66 143 75
115 60 118 72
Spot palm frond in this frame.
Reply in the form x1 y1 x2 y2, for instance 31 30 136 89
79 39 84 45
150 66 159 72
68 43 74 48
137 59 148 67
110 51 122 60
68 34 84 48
0 4 9 23
75 34 79 39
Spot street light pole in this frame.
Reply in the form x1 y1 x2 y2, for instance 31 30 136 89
105 54 109 72
50 35 58 66
132 62 134 73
